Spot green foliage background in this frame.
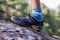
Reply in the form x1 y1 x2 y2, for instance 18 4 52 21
0 0 60 37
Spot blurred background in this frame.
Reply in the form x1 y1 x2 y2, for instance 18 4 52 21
0 0 60 37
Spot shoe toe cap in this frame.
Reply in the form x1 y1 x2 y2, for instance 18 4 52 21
11 16 20 23
11 16 16 20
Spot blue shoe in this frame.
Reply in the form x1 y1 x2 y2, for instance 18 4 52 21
11 14 43 28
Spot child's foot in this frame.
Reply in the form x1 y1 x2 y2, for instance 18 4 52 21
11 14 43 31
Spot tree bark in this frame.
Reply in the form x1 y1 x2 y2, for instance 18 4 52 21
0 20 60 40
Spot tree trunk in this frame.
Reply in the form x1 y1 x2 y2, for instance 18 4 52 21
0 20 60 40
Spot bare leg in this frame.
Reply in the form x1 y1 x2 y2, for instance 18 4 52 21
29 0 41 8
29 0 42 21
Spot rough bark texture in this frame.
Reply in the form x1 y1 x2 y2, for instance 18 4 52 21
0 20 60 40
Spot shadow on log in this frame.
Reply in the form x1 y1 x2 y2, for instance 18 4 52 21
0 20 60 40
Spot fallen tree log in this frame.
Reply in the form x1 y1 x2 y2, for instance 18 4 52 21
0 20 60 40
